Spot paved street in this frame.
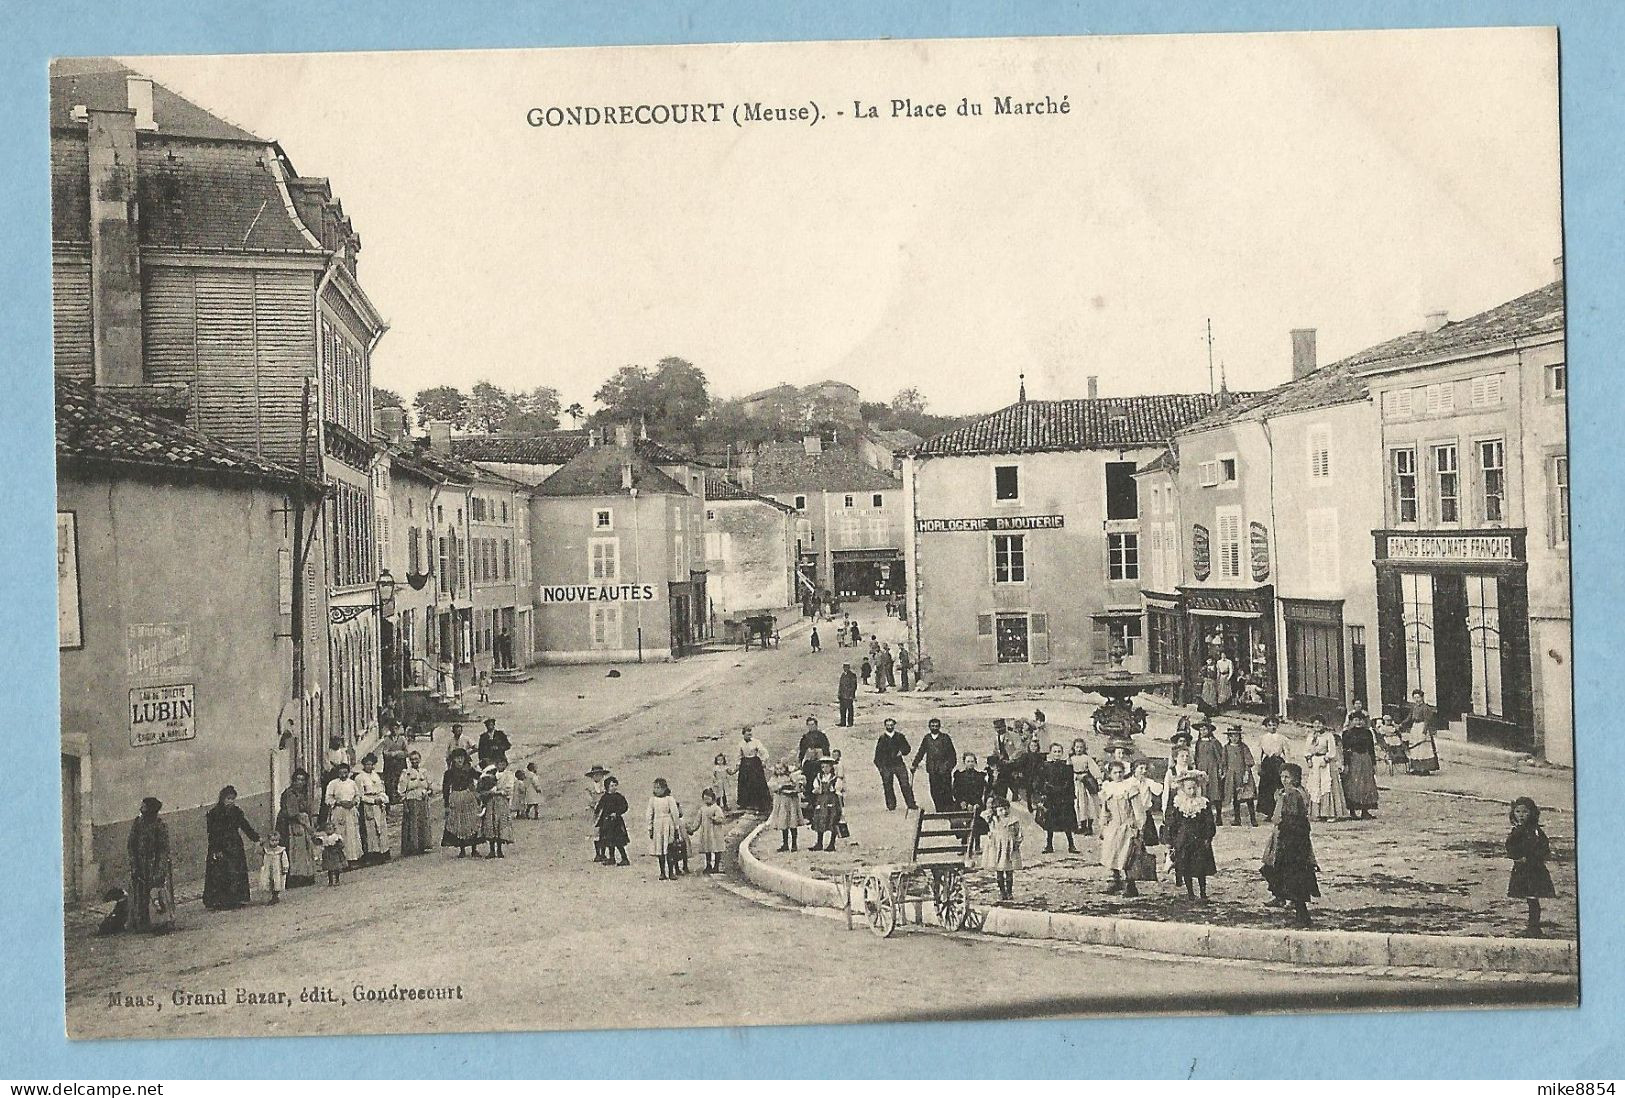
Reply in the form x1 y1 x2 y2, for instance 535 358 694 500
65 603 1574 1039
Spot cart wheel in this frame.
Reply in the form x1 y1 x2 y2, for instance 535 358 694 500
936 867 970 932
863 875 896 938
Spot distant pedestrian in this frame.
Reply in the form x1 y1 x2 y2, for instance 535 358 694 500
808 758 842 851
982 797 1022 901
399 751 433 854
860 656 872 685
1341 707 1379 820
811 626 821 652
1261 762 1319 927
1040 743 1079 854
837 663 858 727
1506 796 1556 938
1215 651 1235 709
876 644 894 692
595 775 631 866
586 765 611 862
911 718 958 812
735 727 772 814
690 788 728 873
898 645 913 691
647 778 683 880
1221 725 1258 826
440 749 481 857
512 761 542 819
202 786 259 910
1198 660 1220 717
1400 688 1440 774
768 764 804 851
380 721 409 804
848 621 861 648
798 716 830 799
1166 771 1216 901
258 835 288 905
126 797 174 933
873 718 918 811
1255 716 1288 820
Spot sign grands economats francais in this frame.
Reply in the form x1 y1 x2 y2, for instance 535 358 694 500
539 583 658 604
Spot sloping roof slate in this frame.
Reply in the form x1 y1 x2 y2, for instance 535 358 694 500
533 445 691 498
747 442 903 493
452 432 698 468
50 59 264 142
57 377 306 488
917 393 1245 457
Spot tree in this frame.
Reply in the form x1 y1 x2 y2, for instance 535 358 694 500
467 381 518 433
504 386 562 435
563 402 586 428
592 357 711 445
412 385 469 428
373 386 404 409
890 386 928 416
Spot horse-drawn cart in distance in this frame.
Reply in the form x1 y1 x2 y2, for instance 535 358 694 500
740 613 781 650
842 811 976 938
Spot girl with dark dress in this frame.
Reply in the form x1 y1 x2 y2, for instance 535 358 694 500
596 776 631 866
1340 711 1380 820
1040 744 1079 853
1166 771 1217 901
202 786 259 910
1261 763 1319 927
440 749 481 856
1507 796 1556 938
953 753 990 855
808 758 843 851
276 769 320 887
126 797 174 933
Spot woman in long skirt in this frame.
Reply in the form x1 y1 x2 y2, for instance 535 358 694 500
398 751 433 855
126 797 175 933
478 763 515 858
202 786 259 910
1099 761 1152 897
1261 763 1320 927
1340 715 1380 820
355 754 391 865
441 749 481 856
324 762 363 867
276 769 319 887
1255 717 1288 820
735 727 772 814
1303 721 1344 822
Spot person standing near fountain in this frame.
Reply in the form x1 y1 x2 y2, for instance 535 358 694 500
1039 743 1079 854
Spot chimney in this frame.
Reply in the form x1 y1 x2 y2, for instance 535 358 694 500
1087 376 1099 400
802 435 822 456
1553 254 1564 281
613 424 634 449
621 461 634 491
1290 328 1318 380
1424 310 1449 334
374 405 407 443
426 419 453 455
125 75 156 131
87 108 143 388
737 466 755 492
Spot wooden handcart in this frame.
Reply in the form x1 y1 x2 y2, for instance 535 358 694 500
842 811 976 938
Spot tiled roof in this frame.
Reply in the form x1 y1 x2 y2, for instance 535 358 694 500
452 432 699 468
1181 280 1564 433
1135 449 1177 475
917 393 1244 457
57 377 309 489
533 445 692 498
50 59 264 142
746 442 903 493
391 444 475 485
704 472 797 511
1339 280 1564 372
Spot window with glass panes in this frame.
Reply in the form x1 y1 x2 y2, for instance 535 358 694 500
1433 444 1459 523
1107 533 1139 580
1392 448 1418 523
1466 575 1502 717
1552 455 1569 546
993 534 1026 583
1479 440 1505 523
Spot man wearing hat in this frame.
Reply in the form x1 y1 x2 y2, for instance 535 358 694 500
478 717 511 769
1221 724 1258 826
911 718 958 812
873 717 918 811
1255 716 1288 820
836 663 859 727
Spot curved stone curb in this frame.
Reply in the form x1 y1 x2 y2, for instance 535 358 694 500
736 821 1576 976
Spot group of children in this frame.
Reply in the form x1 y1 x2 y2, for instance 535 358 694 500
764 754 851 853
586 767 732 879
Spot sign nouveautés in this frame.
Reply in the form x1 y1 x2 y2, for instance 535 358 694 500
539 583 658 604
915 515 1065 533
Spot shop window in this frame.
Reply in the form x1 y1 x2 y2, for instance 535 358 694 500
1551 455 1569 546
1466 575 1503 717
1108 616 1142 656
1546 363 1566 397
1479 439 1505 524
992 533 1026 584
1106 461 1139 518
994 465 1021 503
1107 532 1139 581
1433 444 1460 524
1392 448 1419 524
996 613 1031 663
1215 507 1242 580
1307 426 1331 480
590 538 620 581
1401 572 1438 703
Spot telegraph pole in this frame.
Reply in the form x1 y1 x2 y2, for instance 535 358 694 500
1206 318 1216 394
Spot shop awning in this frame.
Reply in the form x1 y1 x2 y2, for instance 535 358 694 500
831 548 903 562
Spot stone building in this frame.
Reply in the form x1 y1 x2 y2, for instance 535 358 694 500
702 472 799 624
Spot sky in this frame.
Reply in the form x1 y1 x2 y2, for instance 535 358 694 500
125 28 1562 418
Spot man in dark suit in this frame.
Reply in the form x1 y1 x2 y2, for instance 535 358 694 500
911 718 958 812
837 663 858 727
873 718 917 811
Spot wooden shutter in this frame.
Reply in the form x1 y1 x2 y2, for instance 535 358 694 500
1089 618 1108 667
1030 613 1051 663
976 613 996 665
52 262 93 381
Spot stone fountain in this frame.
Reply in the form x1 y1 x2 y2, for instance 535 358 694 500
1064 639 1182 755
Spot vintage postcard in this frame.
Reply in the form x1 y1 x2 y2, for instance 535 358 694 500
54 28 1574 1040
